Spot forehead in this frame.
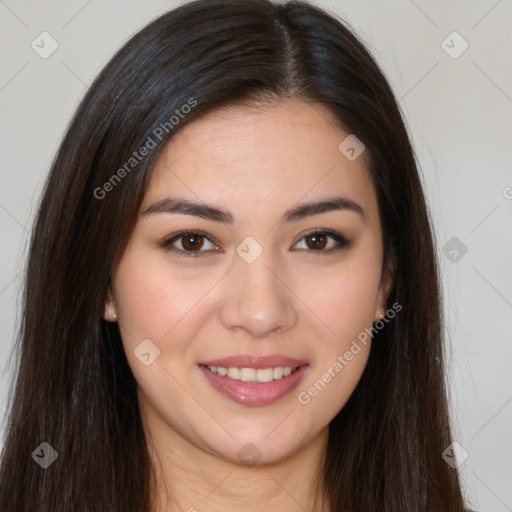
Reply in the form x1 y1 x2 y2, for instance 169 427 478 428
143 99 379 228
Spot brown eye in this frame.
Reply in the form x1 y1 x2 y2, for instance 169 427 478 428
161 231 219 256
304 232 328 250
292 230 349 253
181 233 205 251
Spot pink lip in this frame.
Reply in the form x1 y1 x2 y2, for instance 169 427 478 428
199 363 310 407
199 354 308 369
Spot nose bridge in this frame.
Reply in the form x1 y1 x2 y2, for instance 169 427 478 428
219 243 297 337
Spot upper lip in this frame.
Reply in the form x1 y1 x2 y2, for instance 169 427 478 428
199 354 308 369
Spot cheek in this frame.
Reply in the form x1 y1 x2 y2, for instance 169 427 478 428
306 254 382 343
113 250 215 350
298 345 370 427
296 247 381 420
297 269 377 421
112 253 207 408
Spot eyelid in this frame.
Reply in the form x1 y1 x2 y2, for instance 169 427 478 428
290 228 349 252
160 230 221 256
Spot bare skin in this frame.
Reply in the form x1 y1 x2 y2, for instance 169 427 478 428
104 99 393 512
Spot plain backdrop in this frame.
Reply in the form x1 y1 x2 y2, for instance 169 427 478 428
0 1 510 510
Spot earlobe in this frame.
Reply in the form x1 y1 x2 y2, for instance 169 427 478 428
103 288 118 322
103 302 118 322
375 279 391 321
375 251 396 322
375 310 385 322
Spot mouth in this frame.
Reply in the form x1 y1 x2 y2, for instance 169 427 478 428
198 355 309 406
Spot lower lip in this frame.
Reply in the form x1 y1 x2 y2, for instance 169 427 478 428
199 364 309 406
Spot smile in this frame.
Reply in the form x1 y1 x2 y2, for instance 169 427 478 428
199 359 309 407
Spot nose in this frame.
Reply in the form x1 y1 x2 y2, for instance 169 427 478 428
218 251 298 339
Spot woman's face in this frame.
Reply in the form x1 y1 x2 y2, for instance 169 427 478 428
108 99 392 464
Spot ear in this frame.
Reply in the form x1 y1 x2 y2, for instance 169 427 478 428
374 251 396 322
102 287 118 322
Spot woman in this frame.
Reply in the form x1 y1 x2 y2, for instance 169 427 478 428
0 0 471 510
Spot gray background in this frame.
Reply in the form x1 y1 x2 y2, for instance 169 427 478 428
0 1 511 510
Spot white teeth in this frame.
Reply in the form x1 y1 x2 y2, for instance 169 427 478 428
255 368 274 382
227 367 240 379
273 367 283 379
239 367 256 382
206 365 297 382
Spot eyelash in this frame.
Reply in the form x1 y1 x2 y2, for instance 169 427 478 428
160 229 350 258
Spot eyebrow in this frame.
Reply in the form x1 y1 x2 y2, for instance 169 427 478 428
141 195 366 224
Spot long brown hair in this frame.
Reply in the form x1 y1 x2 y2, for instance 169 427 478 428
0 0 469 510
